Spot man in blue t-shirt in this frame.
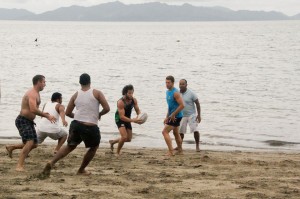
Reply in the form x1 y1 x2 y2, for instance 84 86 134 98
179 79 201 152
162 75 185 156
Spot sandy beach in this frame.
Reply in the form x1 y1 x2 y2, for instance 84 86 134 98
0 142 299 199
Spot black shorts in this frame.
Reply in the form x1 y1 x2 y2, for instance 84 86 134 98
166 117 182 127
67 120 101 148
15 115 37 144
116 121 132 130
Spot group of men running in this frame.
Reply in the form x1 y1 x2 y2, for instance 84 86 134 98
5 73 201 175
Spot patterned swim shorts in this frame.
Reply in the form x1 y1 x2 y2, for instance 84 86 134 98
15 115 37 144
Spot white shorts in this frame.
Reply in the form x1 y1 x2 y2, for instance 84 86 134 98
37 128 68 144
179 114 200 134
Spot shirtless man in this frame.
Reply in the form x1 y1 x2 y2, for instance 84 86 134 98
5 75 56 171
43 73 110 176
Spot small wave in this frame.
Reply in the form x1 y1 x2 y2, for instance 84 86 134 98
264 140 300 147
0 136 20 140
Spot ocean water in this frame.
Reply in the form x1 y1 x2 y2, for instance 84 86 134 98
0 20 299 151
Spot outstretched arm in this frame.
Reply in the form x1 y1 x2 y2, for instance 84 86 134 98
28 93 56 122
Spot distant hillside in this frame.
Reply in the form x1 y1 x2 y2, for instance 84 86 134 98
291 13 300 20
0 1 296 21
0 8 34 20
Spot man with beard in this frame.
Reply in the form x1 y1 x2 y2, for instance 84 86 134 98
178 79 201 152
109 84 142 156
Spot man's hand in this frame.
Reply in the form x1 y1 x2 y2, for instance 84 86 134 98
169 114 176 122
196 115 201 123
46 113 57 123
62 120 68 127
133 117 143 124
163 118 168 124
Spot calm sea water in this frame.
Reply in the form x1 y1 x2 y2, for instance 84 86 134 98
0 20 299 151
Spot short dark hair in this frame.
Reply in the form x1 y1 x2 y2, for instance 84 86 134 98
32 75 45 85
166 75 175 83
51 92 62 102
122 84 134 95
79 73 91 85
180 79 187 84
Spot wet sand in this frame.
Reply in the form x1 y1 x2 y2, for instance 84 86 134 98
0 143 299 199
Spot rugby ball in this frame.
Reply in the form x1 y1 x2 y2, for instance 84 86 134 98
138 112 148 124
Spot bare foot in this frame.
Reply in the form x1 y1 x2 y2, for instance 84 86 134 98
42 162 52 176
166 151 175 157
15 167 25 172
175 148 183 155
109 140 114 152
5 146 13 158
77 170 91 176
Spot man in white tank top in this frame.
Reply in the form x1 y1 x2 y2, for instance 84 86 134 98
36 92 68 155
43 73 110 176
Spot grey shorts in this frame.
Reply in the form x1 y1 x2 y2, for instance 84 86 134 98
37 128 68 144
179 114 200 134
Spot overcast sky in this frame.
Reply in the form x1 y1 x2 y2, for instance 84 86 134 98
0 0 299 16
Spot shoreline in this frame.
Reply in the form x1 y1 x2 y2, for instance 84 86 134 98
1 143 300 198
1 136 299 153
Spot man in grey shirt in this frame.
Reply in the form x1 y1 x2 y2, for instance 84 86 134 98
178 79 201 151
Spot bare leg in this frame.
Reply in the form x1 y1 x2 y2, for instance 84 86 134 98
174 133 184 151
194 131 200 152
16 140 37 171
180 133 184 141
77 145 99 175
116 127 129 156
43 145 77 176
162 125 175 156
54 135 67 154
109 139 119 152
173 127 183 154
5 144 24 158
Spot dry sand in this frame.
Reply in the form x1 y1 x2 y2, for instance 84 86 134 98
1 143 299 199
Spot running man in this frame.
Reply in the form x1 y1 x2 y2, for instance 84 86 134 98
178 79 202 152
162 75 185 156
109 84 142 156
43 73 110 176
5 75 56 171
37 92 68 155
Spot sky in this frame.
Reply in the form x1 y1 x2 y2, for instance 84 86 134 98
0 0 299 16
